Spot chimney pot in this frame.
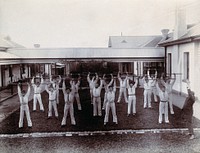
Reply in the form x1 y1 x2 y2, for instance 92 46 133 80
161 29 169 39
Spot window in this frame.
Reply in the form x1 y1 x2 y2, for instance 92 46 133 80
168 53 172 75
183 52 189 80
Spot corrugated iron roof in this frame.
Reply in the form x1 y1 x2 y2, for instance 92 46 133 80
7 47 164 59
108 36 163 48
181 23 200 38
0 38 12 48
143 37 163 47
0 37 25 48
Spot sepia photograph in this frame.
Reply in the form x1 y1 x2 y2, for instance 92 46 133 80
0 0 200 152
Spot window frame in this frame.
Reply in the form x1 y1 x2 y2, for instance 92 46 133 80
183 52 189 80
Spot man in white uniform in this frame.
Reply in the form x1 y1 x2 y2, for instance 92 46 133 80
50 75 61 104
143 74 152 109
102 74 113 110
148 69 158 103
127 76 138 116
70 77 82 110
31 76 44 112
92 78 103 116
156 82 169 124
104 79 118 125
45 84 58 119
87 72 99 104
117 72 128 103
161 73 176 114
61 81 76 126
18 82 32 128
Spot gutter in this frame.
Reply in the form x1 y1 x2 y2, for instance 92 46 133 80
158 35 200 47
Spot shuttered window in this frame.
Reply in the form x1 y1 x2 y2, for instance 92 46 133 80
183 52 189 80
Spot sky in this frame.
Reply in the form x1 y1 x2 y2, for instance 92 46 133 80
0 0 200 48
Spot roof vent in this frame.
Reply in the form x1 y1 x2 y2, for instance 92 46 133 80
34 44 40 48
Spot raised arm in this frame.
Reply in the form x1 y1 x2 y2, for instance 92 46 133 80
170 73 176 86
125 72 129 81
87 72 91 83
62 80 66 94
50 75 54 84
26 83 31 97
107 74 114 87
160 73 166 87
76 79 81 87
154 70 157 79
31 76 35 85
62 80 66 89
147 69 151 79
99 78 103 89
18 83 22 96
118 72 122 81
186 79 191 90
58 75 62 84
38 75 44 88
103 74 106 80
94 73 99 83
134 77 138 88
102 74 106 86
70 79 73 87
41 75 44 84
127 78 130 89
142 75 147 84
156 82 161 93
151 70 157 85
113 79 117 93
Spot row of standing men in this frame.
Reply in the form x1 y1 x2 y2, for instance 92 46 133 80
87 70 177 125
18 70 176 128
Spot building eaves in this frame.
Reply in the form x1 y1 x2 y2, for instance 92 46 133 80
159 23 200 47
0 51 21 59
158 35 200 47
7 47 165 59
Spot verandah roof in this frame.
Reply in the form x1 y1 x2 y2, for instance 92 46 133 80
7 47 164 59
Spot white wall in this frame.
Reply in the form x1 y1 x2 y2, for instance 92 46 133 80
166 45 181 92
0 66 2 87
194 41 200 100
167 42 200 100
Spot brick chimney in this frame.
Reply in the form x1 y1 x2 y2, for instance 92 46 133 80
174 4 187 40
